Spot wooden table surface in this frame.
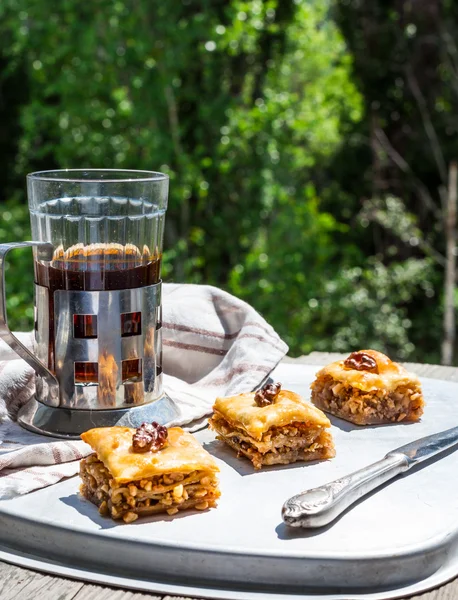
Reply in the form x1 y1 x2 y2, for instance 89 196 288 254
2 352 458 600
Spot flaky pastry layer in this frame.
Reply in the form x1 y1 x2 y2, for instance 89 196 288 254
213 389 331 441
81 426 219 483
313 349 421 394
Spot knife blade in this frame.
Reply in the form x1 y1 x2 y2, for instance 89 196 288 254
282 424 458 529
386 424 458 464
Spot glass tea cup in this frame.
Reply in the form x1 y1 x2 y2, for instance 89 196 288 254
0 170 169 437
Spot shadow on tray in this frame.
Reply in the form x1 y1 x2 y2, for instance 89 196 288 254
60 494 118 529
327 414 418 433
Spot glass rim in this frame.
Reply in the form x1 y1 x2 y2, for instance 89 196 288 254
26 169 169 183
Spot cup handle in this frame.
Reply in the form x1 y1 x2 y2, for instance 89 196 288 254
0 242 59 402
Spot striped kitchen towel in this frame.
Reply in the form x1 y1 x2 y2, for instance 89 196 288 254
0 283 288 499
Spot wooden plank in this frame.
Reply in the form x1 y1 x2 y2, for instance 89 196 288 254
410 581 458 599
71 583 162 600
0 560 83 600
2 353 458 599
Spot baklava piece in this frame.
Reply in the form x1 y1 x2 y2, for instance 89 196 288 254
80 423 220 523
209 383 335 470
311 350 425 425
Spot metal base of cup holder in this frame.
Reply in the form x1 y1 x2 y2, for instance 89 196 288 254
17 393 181 440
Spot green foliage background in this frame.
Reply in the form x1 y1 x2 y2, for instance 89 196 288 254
0 0 452 361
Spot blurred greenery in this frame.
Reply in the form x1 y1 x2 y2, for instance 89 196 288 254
0 202 34 331
0 0 455 362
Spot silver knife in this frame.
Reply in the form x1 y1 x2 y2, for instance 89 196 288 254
282 425 458 528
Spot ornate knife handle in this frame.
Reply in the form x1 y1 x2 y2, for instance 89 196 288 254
0 242 59 401
282 453 409 528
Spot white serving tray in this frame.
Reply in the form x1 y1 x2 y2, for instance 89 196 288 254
1 363 458 600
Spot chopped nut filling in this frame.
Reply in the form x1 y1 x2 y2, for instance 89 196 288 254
80 454 220 523
311 374 424 425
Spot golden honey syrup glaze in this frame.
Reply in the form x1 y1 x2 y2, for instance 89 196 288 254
79 427 220 523
209 389 335 470
310 349 425 425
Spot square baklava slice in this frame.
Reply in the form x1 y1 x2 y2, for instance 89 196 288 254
311 350 425 425
80 423 220 523
209 383 335 470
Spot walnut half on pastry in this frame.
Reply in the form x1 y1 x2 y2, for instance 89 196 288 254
310 350 425 425
209 383 335 469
